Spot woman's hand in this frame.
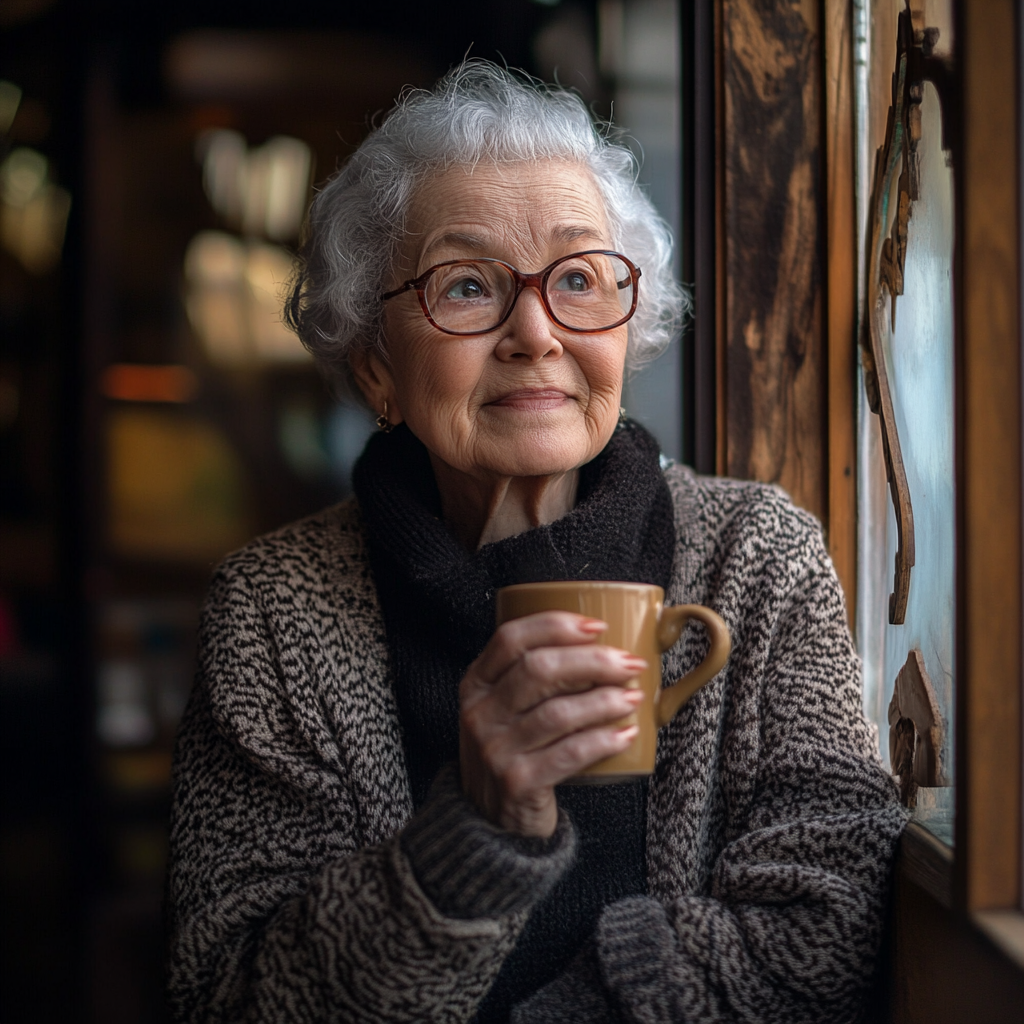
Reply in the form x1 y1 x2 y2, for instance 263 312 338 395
459 612 646 837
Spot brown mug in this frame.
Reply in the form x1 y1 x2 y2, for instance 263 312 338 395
495 581 731 782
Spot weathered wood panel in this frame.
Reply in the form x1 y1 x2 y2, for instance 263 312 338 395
824 0 857 619
720 0 827 523
955 0 1022 912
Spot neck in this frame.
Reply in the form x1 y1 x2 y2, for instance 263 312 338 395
429 456 580 551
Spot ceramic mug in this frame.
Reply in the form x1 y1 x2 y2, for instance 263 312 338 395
495 581 731 782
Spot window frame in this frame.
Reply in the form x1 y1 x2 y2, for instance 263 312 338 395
699 0 1024 993
953 0 1022 918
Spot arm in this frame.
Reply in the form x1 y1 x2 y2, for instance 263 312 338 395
515 544 906 1024
166 564 575 1024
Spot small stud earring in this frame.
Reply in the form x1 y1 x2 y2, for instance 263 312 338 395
376 400 394 433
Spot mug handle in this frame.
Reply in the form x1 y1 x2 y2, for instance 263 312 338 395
654 605 731 727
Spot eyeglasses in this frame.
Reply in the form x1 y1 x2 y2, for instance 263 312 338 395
380 250 641 336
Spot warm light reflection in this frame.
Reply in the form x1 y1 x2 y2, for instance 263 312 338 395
184 230 310 368
244 243 307 362
197 129 311 242
101 365 199 404
0 146 71 274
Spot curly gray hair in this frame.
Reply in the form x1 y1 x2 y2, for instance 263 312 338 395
285 61 687 396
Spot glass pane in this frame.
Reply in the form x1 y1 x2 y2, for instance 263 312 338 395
602 0 683 461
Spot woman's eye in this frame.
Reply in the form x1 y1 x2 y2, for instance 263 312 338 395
553 270 591 293
445 277 485 300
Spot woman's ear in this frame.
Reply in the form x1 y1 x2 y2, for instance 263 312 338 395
349 347 404 425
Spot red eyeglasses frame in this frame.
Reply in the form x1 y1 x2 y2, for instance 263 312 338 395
379 249 642 336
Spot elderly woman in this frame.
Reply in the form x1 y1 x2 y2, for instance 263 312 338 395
167 63 905 1024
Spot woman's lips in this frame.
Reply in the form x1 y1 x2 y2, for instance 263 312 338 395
487 389 572 411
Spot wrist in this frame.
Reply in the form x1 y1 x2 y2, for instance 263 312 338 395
496 797 559 838
461 752 559 838
403 763 576 920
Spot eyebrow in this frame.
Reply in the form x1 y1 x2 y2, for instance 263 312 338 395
421 232 491 262
551 225 605 244
421 225 606 264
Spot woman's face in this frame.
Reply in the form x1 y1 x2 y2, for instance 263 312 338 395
358 160 629 482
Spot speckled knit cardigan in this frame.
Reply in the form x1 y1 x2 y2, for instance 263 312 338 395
166 464 906 1024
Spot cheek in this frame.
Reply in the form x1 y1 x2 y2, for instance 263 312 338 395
574 336 628 454
579 333 628 402
388 328 485 425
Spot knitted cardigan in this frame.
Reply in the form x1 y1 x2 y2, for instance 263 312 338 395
166 464 906 1024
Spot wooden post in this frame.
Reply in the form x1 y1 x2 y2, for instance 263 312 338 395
718 0 829 529
955 0 1022 912
823 0 858 621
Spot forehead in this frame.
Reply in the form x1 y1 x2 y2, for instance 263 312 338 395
402 159 611 266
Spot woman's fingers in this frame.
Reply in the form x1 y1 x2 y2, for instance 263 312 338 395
498 722 640 802
466 611 607 690
510 684 643 752
458 610 649 836
493 643 647 714
472 685 641 792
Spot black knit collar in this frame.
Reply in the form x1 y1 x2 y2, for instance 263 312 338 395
353 418 675 632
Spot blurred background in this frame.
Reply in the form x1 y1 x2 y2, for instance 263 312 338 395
0 1 688 1020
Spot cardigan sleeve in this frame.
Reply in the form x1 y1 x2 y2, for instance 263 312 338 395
514 538 906 1024
166 560 575 1024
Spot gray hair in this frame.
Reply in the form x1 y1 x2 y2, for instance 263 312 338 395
285 61 688 395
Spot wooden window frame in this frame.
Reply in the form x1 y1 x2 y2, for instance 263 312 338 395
702 0 1024 1010
954 0 1022 918
828 0 1024 942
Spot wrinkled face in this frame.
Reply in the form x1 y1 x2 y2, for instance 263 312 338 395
360 159 629 481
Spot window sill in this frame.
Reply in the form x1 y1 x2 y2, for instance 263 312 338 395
974 911 1024 973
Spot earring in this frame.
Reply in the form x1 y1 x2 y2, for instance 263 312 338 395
619 406 627 423
376 400 394 433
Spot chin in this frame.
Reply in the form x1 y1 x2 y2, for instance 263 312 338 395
480 430 593 478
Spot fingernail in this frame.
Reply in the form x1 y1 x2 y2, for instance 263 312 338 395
579 618 608 633
620 653 648 670
617 724 640 741
623 689 644 704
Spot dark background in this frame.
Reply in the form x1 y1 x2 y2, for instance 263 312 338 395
0 2 694 1020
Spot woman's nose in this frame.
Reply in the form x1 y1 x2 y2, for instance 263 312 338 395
493 286 564 362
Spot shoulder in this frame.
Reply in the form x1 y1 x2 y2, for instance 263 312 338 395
190 498 396 788
176 501 398 827
198 497 384 673
659 463 847 654
206 497 373 610
212 497 368 585
663 463 827 573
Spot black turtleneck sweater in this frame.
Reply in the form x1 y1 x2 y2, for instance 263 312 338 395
352 420 676 1022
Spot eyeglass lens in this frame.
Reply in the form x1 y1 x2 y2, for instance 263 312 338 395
423 252 634 334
